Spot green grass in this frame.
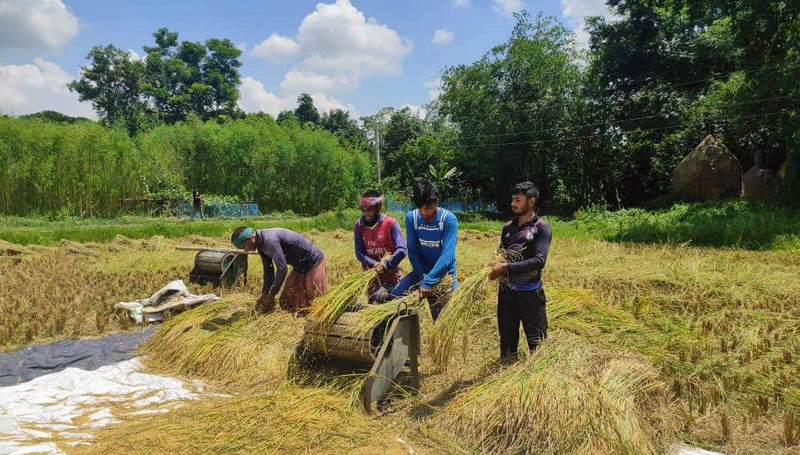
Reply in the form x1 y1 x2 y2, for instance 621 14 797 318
576 200 800 251
0 209 505 246
2 200 799 252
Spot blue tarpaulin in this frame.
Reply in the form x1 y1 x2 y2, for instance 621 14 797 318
386 198 496 213
178 202 259 219
0 327 156 386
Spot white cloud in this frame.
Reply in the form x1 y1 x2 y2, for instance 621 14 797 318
560 0 615 47
279 70 354 94
239 77 284 114
239 76 358 118
128 49 143 61
251 33 300 62
0 58 95 118
560 0 610 19
296 0 412 79
0 0 79 50
244 0 411 118
400 103 427 119
432 28 454 45
251 0 416 78
424 78 442 101
493 0 525 17
451 0 471 10
236 42 247 52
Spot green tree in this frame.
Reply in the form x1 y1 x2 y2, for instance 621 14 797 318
294 93 321 125
321 109 360 138
68 45 147 136
321 108 368 150
427 164 463 199
586 0 800 204
142 28 242 123
202 38 243 119
276 110 297 124
71 28 243 133
382 107 424 156
438 12 582 211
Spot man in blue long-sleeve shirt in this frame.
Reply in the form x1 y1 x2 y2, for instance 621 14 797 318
489 182 552 360
353 190 407 300
389 180 458 320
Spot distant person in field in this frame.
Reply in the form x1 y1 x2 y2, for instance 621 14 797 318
489 182 552 361
386 180 458 320
354 190 407 301
231 227 328 316
191 186 204 219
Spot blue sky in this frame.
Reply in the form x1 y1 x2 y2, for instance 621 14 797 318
0 0 611 119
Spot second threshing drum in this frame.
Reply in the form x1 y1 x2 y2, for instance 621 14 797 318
188 249 248 288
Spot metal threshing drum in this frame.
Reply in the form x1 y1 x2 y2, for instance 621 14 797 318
189 249 248 288
302 312 385 364
301 308 421 414
195 250 235 274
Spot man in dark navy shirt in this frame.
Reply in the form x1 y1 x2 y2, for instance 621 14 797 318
489 182 552 361
231 227 327 315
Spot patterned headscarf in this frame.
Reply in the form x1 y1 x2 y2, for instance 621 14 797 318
232 227 255 248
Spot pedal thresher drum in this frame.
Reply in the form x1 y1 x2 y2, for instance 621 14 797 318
186 249 249 289
302 308 421 414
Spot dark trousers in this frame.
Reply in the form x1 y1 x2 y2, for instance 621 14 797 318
389 272 457 321
497 287 547 358
191 203 204 219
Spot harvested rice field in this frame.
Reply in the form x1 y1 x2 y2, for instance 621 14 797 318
2 228 799 454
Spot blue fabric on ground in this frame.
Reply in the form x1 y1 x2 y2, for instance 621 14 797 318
0 327 156 386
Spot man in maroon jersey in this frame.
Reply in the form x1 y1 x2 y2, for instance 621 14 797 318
353 190 407 301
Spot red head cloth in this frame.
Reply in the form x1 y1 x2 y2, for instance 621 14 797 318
360 196 383 208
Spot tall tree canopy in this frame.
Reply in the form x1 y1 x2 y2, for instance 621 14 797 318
294 93 321 125
70 28 243 135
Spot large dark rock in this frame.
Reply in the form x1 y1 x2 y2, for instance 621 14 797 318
673 135 742 200
742 166 781 201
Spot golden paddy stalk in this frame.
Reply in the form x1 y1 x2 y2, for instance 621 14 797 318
4 231 800 455
141 294 304 391
428 266 494 370
66 386 419 455
438 332 677 455
344 293 424 339
308 269 376 329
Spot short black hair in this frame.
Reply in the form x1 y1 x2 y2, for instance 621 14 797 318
361 189 382 198
412 180 439 208
231 226 250 245
512 181 539 200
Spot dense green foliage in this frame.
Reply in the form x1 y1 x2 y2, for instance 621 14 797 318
69 28 243 135
0 116 372 217
138 116 372 213
427 3 800 212
19 111 93 124
0 118 154 217
6 3 800 217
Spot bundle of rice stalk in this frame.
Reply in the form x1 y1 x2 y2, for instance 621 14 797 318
345 293 424 339
428 266 495 370
348 274 456 341
436 332 677 455
308 269 376 329
142 294 303 391
69 386 418 455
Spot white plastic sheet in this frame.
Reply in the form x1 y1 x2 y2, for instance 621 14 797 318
676 447 725 455
0 359 202 454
